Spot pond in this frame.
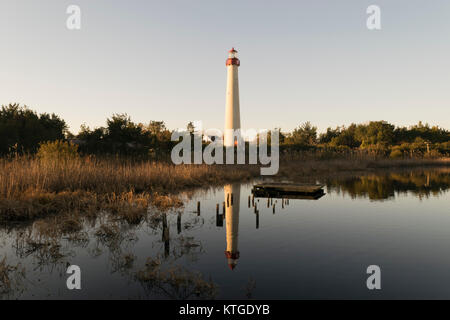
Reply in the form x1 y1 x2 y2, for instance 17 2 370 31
1 168 450 299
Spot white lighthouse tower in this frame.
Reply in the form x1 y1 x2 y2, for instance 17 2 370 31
224 48 241 147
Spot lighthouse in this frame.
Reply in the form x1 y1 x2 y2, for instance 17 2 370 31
224 184 240 270
224 48 241 147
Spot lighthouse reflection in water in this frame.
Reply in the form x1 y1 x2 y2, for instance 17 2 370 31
223 184 240 270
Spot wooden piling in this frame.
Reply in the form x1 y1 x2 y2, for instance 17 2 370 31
223 201 226 215
197 201 201 215
231 193 234 205
248 195 251 208
216 203 219 214
216 213 223 227
256 212 259 229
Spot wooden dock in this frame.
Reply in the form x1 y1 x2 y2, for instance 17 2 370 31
252 183 325 200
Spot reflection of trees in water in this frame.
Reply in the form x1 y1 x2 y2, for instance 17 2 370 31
327 169 450 200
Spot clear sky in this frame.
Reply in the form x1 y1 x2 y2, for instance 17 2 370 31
1 0 449 134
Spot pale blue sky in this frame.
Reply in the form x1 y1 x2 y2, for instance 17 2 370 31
1 0 449 133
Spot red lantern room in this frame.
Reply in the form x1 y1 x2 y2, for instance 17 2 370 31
225 251 240 270
226 47 240 66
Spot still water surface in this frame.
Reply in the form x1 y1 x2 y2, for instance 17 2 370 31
1 168 450 299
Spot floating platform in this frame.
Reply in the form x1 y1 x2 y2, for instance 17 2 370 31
252 183 325 200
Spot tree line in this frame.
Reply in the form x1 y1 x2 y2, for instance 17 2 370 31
1 104 449 158
275 121 450 158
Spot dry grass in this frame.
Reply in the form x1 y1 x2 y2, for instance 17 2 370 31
0 156 258 196
0 156 259 222
0 155 448 222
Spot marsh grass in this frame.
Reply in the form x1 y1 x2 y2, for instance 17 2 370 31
0 156 258 195
0 156 259 222
136 257 217 299
95 223 120 242
0 155 448 222
0 256 25 298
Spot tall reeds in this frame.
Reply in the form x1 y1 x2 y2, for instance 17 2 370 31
0 155 447 221
0 156 259 221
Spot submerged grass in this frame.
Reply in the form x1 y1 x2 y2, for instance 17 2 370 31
135 257 217 299
0 256 25 298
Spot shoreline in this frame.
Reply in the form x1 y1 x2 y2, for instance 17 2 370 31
277 157 450 181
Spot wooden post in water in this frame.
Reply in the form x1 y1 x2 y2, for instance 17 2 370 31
254 203 258 214
223 201 226 215
231 193 234 205
273 203 275 214
248 195 251 208
252 195 255 207
227 193 230 207
197 201 201 215
177 212 181 234
267 198 270 208
282 199 285 209
256 211 259 229
216 211 223 227
162 213 170 258
216 203 219 214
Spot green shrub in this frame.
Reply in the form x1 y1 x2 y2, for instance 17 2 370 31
389 149 403 159
37 140 79 161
